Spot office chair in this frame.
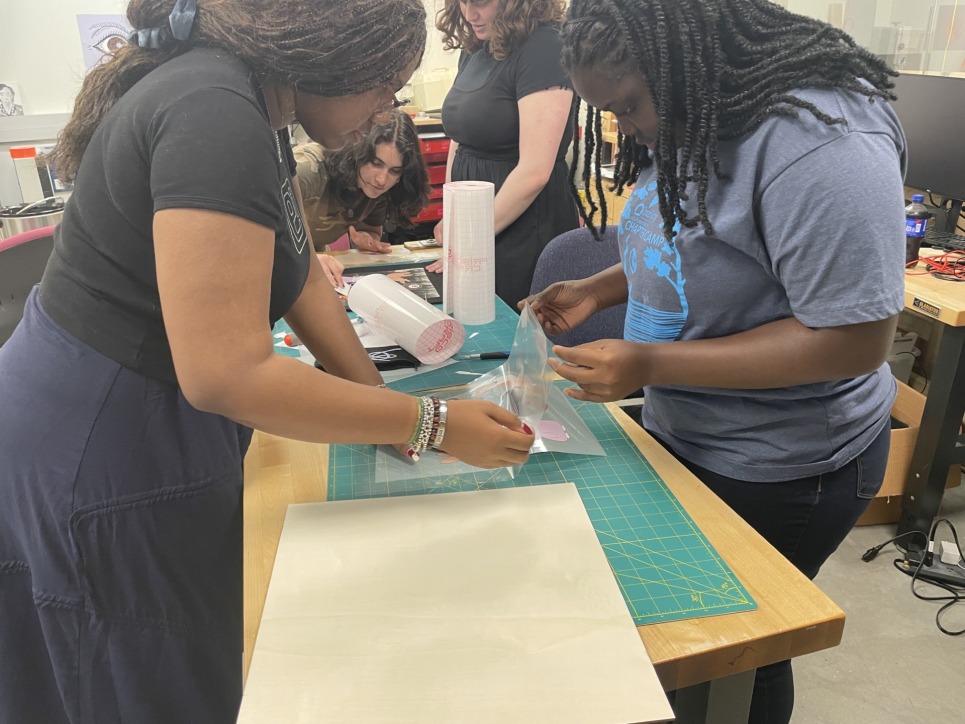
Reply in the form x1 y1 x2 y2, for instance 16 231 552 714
529 226 627 346
0 225 56 346
530 226 643 411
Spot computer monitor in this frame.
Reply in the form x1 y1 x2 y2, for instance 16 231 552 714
889 73 965 232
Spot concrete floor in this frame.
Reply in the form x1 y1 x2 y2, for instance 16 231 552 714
792 479 965 723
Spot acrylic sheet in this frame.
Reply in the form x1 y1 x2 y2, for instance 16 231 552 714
238 484 674 724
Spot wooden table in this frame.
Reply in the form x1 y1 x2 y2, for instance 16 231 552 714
243 405 844 723
325 244 440 269
896 261 965 540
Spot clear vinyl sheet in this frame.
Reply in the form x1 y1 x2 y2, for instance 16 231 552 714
467 304 605 472
372 304 604 490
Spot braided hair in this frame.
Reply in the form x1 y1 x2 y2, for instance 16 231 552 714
51 0 426 182
561 0 896 241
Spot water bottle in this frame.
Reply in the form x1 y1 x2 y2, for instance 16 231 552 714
904 194 929 265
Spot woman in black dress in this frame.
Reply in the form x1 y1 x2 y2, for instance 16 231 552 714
429 0 579 309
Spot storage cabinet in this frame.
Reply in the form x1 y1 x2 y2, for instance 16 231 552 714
412 129 450 225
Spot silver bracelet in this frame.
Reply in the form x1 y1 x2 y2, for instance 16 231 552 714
430 399 448 450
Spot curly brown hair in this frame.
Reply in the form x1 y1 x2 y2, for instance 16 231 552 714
324 111 431 227
50 0 426 183
436 0 565 61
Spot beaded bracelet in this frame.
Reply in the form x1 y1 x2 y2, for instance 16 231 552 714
404 399 420 445
406 396 440 462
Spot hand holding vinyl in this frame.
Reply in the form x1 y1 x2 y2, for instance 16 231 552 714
437 399 534 468
519 280 601 336
550 340 649 403
316 253 344 287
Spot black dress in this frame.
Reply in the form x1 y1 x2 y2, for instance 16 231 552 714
442 26 579 309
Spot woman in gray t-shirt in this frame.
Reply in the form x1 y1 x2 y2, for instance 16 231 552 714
526 1 905 722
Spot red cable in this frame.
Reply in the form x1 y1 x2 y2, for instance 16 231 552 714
905 251 965 281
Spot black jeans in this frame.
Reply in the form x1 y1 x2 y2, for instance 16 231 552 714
659 423 890 724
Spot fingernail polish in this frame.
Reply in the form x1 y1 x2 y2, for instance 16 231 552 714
522 424 533 435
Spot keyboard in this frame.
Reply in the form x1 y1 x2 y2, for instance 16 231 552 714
923 229 965 252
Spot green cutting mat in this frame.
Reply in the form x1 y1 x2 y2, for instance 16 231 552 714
329 385 756 626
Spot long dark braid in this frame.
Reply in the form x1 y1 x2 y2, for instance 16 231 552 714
569 99 610 231
561 0 896 242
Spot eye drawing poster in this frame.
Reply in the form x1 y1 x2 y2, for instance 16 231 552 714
77 14 133 71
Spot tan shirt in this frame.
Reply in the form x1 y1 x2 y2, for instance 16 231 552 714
293 143 388 251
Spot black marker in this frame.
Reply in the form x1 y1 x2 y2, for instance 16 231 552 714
459 351 510 360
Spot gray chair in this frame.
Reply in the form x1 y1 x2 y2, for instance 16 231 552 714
529 226 626 346
530 226 644 409
0 225 55 345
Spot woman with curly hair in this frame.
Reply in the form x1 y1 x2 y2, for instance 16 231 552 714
526 1 906 720
0 1 533 722
428 0 580 309
295 109 429 260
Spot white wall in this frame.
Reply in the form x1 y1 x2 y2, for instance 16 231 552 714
421 0 459 75
0 0 127 115
0 1 125 204
0 1 457 203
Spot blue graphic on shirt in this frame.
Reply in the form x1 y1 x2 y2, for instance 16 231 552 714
620 180 688 342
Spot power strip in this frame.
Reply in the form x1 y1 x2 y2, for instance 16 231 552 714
912 559 965 588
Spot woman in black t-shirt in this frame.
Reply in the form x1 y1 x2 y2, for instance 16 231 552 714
428 0 580 308
0 1 533 722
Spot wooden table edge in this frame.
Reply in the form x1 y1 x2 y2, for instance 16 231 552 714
243 404 846 692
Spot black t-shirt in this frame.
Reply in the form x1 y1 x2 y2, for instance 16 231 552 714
442 26 572 159
40 48 309 385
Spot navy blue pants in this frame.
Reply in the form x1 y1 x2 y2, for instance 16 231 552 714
656 422 890 724
0 291 252 723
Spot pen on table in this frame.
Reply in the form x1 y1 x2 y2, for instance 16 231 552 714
459 351 510 360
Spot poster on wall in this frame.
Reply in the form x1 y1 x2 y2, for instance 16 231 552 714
0 82 25 117
77 14 133 71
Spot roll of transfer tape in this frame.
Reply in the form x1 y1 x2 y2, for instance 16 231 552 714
442 180 496 325
347 274 465 366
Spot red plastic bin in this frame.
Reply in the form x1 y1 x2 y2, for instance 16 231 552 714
419 137 450 163
412 199 443 223
426 164 447 185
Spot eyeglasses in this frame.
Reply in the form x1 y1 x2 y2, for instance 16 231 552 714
371 85 407 124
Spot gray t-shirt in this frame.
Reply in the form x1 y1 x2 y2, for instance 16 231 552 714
622 85 907 481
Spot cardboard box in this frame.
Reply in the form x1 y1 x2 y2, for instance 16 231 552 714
855 381 961 525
